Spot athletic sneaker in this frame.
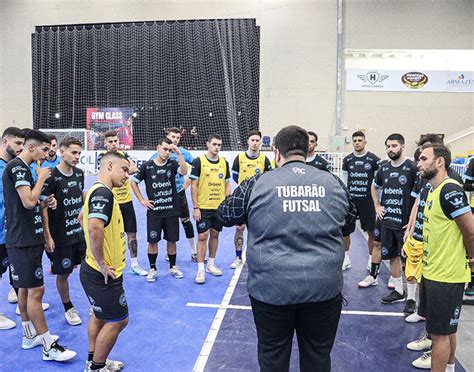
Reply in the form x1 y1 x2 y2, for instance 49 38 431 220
8 288 18 303
463 292 474 305
85 359 124 371
0 313 16 330
195 270 206 284
147 268 157 282
16 302 50 315
381 290 406 304
387 276 395 289
407 333 432 351
130 265 148 276
404 299 417 315
358 275 378 288
230 257 243 269
169 266 184 279
42 341 76 362
342 256 351 271
22 334 59 349
65 307 82 326
206 264 223 276
412 350 431 369
464 282 474 296
405 312 426 323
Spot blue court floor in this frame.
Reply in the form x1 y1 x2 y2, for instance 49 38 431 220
0 179 468 371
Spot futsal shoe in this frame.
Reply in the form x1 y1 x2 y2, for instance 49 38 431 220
42 341 76 362
22 334 59 349
405 312 425 323
463 283 474 305
169 266 184 279
230 257 243 269
65 307 82 326
130 265 148 276
146 268 157 282
195 270 206 284
85 359 124 371
8 288 18 303
342 255 351 271
206 264 223 276
16 302 49 315
411 350 431 369
0 313 16 330
387 276 395 289
407 333 431 351
381 290 406 304
358 275 378 288
403 299 417 315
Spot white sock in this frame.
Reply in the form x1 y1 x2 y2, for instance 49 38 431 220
188 238 197 254
198 263 205 272
407 282 417 301
22 321 37 338
131 257 138 267
445 363 455 372
393 276 403 295
39 331 53 350
208 258 215 267
345 252 350 259
368 255 372 263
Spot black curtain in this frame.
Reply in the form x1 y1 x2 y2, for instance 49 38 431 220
32 19 260 150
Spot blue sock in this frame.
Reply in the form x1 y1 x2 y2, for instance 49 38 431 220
236 250 242 259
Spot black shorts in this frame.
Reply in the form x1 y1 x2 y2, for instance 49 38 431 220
0 244 8 277
374 219 382 242
380 225 404 259
354 198 376 232
7 245 44 288
51 240 86 275
196 209 224 234
119 201 137 233
178 191 190 219
418 277 465 335
146 212 179 243
80 261 128 321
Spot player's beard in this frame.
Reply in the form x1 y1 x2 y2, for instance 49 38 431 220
6 144 17 159
421 166 437 180
388 149 402 160
49 150 56 158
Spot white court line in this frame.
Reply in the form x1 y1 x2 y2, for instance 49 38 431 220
192 249 247 372
187 302 405 317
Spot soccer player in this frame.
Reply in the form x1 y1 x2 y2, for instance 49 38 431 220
306 131 331 171
341 131 380 271
3 129 75 361
0 127 25 330
358 134 417 305
131 138 187 281
40 137 86 326
463 157 474 305
230 130 271 269
79 151 129 372
99 130 147 276
151 127 197 260
190 134 231 284
415 143 473 372
30 134 61 182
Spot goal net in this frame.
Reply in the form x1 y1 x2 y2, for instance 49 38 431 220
40 128 88 148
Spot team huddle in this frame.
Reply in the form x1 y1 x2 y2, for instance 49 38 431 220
0 125 473 372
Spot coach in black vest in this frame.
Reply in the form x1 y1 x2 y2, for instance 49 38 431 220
218 125 355 372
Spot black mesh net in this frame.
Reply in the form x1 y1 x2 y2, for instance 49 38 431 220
32 19 260 150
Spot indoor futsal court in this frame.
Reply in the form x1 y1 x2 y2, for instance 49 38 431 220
1 1 474 372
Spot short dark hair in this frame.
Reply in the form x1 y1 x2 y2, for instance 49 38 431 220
158 137 173 146
307 131 318 142
208 133 222 142
25 130 51 145
168 127 181 134
248 130 262 139
275 125 309 158
413 147 422 162
99 151 129 165
417 134 444 147
385 133 405 145
60 137 83 148
104 130 118 139
49 134 57 142
421 143 451 170
352 131 366 139
2 127 24 139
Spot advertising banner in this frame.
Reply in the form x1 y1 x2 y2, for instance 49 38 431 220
346 70 474 92
86 107 134 150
